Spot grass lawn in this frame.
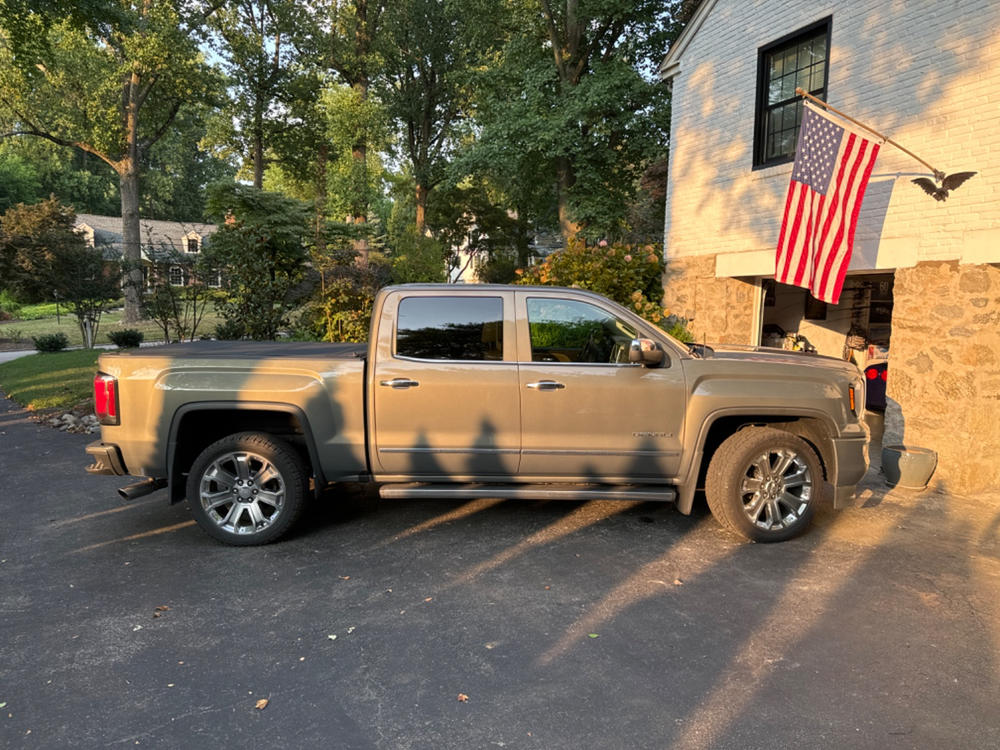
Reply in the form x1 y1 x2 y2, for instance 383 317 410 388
0 309 225 349
0 349 100 411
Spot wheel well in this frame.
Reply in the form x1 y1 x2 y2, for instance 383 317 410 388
169 408 314 501
697 416 833 489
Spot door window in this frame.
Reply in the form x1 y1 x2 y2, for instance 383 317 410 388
526 298 637 364
396 296 504 361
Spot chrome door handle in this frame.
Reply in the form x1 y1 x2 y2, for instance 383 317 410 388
380 378 420 389
526 380 565 391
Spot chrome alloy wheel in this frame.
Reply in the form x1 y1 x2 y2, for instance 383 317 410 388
739 448 813 532
198 450 286 535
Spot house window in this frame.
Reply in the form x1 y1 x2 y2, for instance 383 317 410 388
186 236 200 253
205 270 222 288
754 17 831 168
169 266 186 286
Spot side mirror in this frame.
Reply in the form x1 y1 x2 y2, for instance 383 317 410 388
629 338 664 366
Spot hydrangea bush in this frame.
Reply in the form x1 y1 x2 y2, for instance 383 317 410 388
515 239 691 341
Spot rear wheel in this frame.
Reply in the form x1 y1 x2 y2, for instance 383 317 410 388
705 427 821 542
186 432 308 546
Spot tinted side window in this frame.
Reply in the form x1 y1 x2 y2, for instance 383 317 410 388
396 296 504 361
526 298 637 364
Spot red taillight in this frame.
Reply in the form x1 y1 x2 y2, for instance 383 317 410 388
881 370 888 382
866 369 878 380
94 372 119 425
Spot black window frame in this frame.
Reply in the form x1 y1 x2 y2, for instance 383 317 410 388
753 16 832 169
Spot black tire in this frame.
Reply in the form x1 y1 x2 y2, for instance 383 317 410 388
705 427 821 543
186 431 308 546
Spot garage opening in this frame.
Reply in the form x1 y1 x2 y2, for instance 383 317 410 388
759 273 893 361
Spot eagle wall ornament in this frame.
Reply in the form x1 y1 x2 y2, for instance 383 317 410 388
911 171 978 201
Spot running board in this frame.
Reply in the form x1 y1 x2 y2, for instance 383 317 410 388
378 483 676 503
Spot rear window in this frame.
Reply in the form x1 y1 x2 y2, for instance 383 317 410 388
395 296 504 361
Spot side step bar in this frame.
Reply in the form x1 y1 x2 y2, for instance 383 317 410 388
379 483 676 503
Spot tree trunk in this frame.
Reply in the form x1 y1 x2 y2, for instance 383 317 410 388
351 139 369 265
120 67 144 324
119 162 144 324
253 115 264 189
415 182 429 235
315 141 329 293
350 74 370 264
556 157 580 241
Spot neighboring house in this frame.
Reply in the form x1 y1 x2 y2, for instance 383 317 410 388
658 0 1000 494
74 214 220 287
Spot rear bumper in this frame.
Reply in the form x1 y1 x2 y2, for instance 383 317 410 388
85 440 127 476
831 434 869 509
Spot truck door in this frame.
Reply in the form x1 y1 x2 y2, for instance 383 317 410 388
515 292 686 480
372 290 520 478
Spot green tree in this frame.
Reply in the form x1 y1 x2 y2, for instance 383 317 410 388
378 0 480 233
298 0 388 261
205 183 309 340
0 1 221 322
0 197 120 345
0 137 120 216
463 0 675 242
0 151 41 212
207 0 304 190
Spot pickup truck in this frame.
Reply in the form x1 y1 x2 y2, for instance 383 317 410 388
86 284 869 545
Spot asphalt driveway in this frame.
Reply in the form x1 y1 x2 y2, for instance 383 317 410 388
2 396 999 749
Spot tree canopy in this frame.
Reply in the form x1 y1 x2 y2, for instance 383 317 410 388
0 0 693 333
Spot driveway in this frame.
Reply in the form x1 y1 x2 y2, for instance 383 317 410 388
1 396 999 749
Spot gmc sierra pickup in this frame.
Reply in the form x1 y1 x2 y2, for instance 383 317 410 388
86 284 869 545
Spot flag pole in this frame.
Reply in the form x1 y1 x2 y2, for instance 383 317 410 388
795 87 944 181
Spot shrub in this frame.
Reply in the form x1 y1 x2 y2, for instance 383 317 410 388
107 329 144 349
0 290 23 320
33 332 69 352
1 327 24 342
214 320 245 340
516 238 694 340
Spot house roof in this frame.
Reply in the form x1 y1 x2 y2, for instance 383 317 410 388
74 214 218 261
658 0 720 81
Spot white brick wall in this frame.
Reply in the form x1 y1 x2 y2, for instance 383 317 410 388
663 0 1000 272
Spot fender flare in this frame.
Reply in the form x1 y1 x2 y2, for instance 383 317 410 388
166 401 326 504
674 406 841 514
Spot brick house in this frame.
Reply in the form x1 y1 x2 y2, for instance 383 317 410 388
658 0 1000 494
74 214 220 287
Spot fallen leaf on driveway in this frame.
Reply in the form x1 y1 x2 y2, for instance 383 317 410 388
588 633 599 639
673 579 684 586
424 597 433 602
155 605 170 611
255 698 269 710
457 694 469 702
328 634 337 641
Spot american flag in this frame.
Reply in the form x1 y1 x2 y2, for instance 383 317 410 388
775 102 881 304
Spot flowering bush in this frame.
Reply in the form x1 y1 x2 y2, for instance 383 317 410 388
515 238 691 340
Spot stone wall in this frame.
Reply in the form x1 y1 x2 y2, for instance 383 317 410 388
885 261 1000 495
662 255 756 345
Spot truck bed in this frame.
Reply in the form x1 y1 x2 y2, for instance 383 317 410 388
114 340 368 360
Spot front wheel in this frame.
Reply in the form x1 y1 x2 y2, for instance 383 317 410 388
186 432 308 546
705 427 822 543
